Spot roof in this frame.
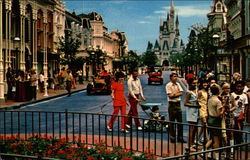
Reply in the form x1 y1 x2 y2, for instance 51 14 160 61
87 12 103 21
154 40 160 50
162 40 169 50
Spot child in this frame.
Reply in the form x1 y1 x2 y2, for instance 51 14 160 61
231 80 248 144
151 106 168 128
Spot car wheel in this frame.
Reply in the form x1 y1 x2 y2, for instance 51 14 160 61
148 80 151 85
87 84 93 95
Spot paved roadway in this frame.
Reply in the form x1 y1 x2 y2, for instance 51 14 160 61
17 71 186 116
0 71 192 138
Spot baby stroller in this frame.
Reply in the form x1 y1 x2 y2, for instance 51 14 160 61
140 102 168 132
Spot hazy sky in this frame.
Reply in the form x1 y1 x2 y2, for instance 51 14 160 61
63 0 213 54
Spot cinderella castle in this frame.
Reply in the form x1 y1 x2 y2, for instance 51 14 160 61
147 0 185 66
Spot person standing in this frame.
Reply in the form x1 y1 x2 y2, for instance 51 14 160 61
231 80 248 144
126 69 146 130
29 69 37 100
107 73 128 133
166 72 185 143
6 67 13 99
207 84 225 159
220 82 236 158
197 80 209 143
184 78 200 150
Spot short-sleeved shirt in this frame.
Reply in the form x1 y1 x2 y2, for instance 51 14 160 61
208 96 223 117
231 92 248 117
112 82 126 107
166 81 183 102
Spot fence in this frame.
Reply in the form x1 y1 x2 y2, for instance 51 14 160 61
0 110 249 159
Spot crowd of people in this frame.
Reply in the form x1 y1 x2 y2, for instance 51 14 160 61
6 67 84 100
182 69 249 159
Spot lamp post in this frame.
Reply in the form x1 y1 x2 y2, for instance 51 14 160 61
212 34 220 81
91 51 96 76
14 37 21 70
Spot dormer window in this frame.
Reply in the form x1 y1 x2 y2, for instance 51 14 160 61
216 3 222 12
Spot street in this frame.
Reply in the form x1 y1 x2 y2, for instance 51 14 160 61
17 71 186 116
0 71 190 136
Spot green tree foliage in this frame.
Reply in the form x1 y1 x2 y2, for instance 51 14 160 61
188 24 214 67
56 35 82 71
169 51 184 67
121 50 141 73
141 50 158 67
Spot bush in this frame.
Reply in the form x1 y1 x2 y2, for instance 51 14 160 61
0 135 156 160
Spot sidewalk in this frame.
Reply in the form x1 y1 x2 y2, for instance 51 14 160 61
0 81 88 110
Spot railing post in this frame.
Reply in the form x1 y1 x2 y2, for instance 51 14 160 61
184 148 190 160
65 109 68 142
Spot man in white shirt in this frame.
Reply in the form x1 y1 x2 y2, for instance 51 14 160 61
126 70 146 130
166 72 185 143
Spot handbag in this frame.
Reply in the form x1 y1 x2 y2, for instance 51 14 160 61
237 111 244 121
12 86 16 92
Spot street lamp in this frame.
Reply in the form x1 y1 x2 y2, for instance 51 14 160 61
14 37 21 70
212 34 220 81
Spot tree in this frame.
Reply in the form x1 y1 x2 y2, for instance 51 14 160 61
121 50 141 74
141 50 158 67
56 35 82 71
189 23 214 69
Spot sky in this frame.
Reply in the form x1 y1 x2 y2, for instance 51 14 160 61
63 0 213 54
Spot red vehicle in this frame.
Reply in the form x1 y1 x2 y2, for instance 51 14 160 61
148 72 163 85
87 73 112 95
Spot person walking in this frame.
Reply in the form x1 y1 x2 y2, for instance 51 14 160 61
126 69 146 130
166 72 186 143
65 69 73 96
184 78 200 150
107 73 129 133
29 69 37 100
39 71 44 93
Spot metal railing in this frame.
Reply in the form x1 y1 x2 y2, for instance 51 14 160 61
0 110 249 159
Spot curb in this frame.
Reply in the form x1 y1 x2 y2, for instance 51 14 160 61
0 88 86 111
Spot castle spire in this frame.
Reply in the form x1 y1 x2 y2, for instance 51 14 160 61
171 0 174 10
175 14 179 26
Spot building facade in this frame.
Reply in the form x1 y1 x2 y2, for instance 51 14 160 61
225 0 250 80
207 0 230 81
147 0 184 66
0 0 65 100
83 12 128 75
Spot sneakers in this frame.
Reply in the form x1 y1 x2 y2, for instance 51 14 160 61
107 126 112 132
125 125 143 130
125 124 131 129
120 129 129 133
137 126 143 130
